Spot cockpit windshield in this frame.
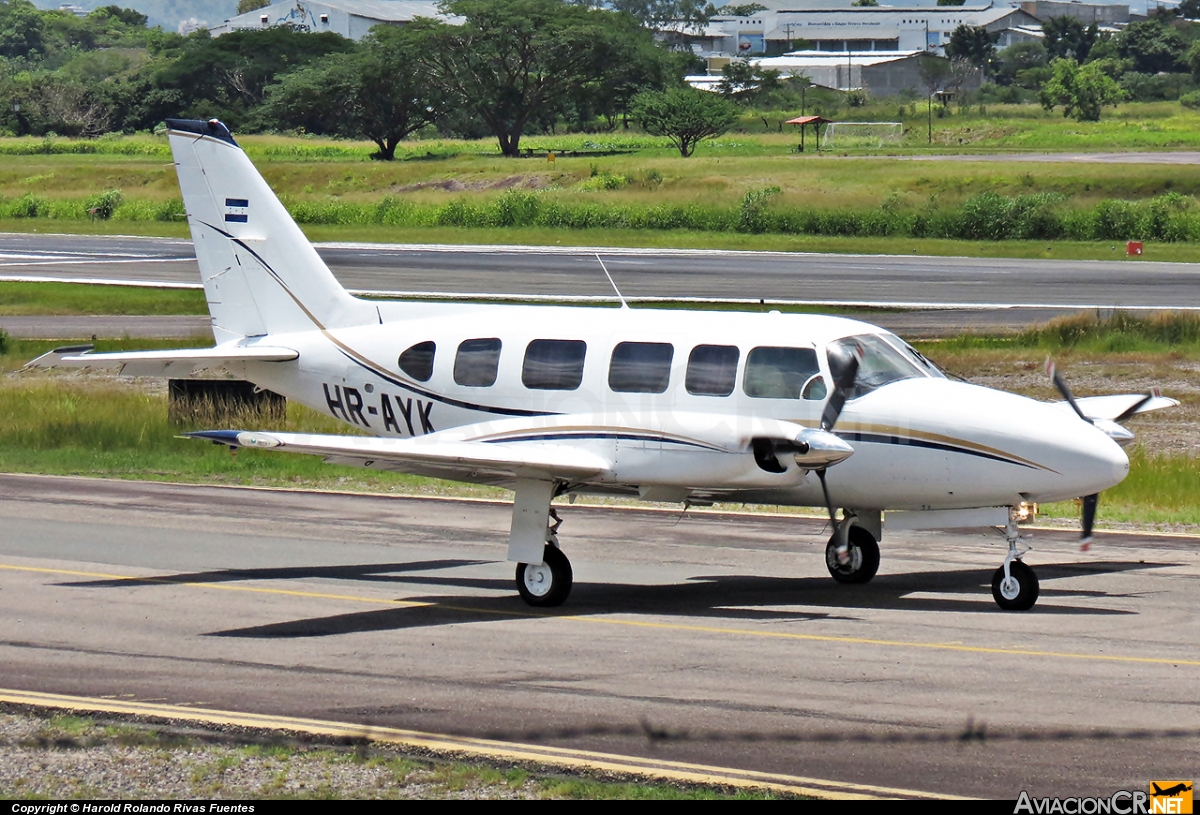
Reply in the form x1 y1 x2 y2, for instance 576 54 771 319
827 333 928 397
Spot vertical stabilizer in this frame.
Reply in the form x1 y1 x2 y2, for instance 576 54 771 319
166 119 372 343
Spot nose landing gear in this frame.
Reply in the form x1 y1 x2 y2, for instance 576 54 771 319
992 517 1039 611
825 521 880 584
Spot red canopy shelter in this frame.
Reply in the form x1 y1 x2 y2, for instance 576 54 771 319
785 115 833 153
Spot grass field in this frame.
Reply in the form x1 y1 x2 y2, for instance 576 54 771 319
3 106 1200 254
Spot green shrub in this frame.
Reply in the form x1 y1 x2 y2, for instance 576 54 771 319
0 328 8 355
85 189 124 220
6 193 46 218
737 185 780 233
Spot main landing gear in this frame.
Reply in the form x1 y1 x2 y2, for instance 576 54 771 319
991 516 1039 611
515 508 573 607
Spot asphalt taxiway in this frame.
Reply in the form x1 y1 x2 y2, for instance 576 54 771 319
1 474 1196 799
5 233 1200 340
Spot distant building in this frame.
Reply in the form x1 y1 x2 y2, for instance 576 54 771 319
1019 1 1131 24
210 0 449 39
688 51 982 96
670 4 1042 58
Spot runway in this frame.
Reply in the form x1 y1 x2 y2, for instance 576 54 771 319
2 233 1199 308
5 233 1199 340
1 474 1196 799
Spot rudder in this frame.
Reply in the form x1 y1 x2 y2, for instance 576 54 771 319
166 119 372 342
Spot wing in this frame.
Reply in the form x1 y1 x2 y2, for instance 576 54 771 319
186 429 612 485
25 343 298 377
184 412 852 492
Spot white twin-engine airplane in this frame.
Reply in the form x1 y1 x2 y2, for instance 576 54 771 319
33 119 1178 611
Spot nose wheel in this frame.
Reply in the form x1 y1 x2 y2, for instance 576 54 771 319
516 544 573 607
992 560 1038 611
825 523 880 584
993 518 1039 611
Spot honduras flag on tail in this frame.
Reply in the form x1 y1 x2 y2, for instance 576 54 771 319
224 198 249 223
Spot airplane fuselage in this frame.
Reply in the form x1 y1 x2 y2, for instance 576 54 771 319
237 299 1130 513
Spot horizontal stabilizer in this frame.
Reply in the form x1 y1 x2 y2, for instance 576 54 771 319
185 430 612 483
25 344 298 377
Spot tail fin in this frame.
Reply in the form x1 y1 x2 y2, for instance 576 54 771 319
166 119 373 343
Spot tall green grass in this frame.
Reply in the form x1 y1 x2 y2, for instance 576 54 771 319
0 282 207 316
0 377 487 494
1040 449 1200 527
7 186 1200 243
937 311 1200 352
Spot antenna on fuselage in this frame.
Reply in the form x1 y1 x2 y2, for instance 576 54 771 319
595 254 629 309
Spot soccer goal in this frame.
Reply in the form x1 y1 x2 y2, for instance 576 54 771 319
821 121 903 150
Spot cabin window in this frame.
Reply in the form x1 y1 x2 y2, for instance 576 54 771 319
685 344 739 397
453 338 501 387
398 341 435 382
743 346 820 399
522 339 586 390
608 342 673 393
319 13 329 24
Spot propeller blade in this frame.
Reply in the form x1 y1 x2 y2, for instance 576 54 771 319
821 346 859 432
1046 357 1091 424
817 342 862 561
1111 391 1157 424
1080 492 1098 552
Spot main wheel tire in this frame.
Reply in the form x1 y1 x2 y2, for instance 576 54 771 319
516 545 573 607
825 525 881 584
991 560 1039 611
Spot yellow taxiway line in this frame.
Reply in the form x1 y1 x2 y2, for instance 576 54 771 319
3 561 1199 668
0 688 965 800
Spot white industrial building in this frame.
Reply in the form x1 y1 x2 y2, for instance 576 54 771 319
688 50 983 96
210 0 448 39
690 4 1042 57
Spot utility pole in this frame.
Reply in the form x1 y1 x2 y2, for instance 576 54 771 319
927 92 932 144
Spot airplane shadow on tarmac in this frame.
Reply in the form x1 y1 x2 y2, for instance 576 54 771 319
60 558 1165 639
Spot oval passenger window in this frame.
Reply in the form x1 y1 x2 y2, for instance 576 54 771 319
398 341 436 382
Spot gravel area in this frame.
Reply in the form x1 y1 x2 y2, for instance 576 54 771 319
0 707 764 800
0 708 555 799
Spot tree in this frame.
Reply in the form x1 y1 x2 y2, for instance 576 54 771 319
992 42 1047 86
90 5 147 26
1116 19 1186 74
937 0 967 5
944 24 999 73
0 0 45 60
631 86 738 157
155 27 353 128
716 59 781 104
263 27 441 160
851 0 878 7
236 0 270 13
916 54 952 98
409 0 662 157
1182 0 1200 17
608 0 710 30
712 4 767 15
1039 57 1124 121
1042 17 1098 62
